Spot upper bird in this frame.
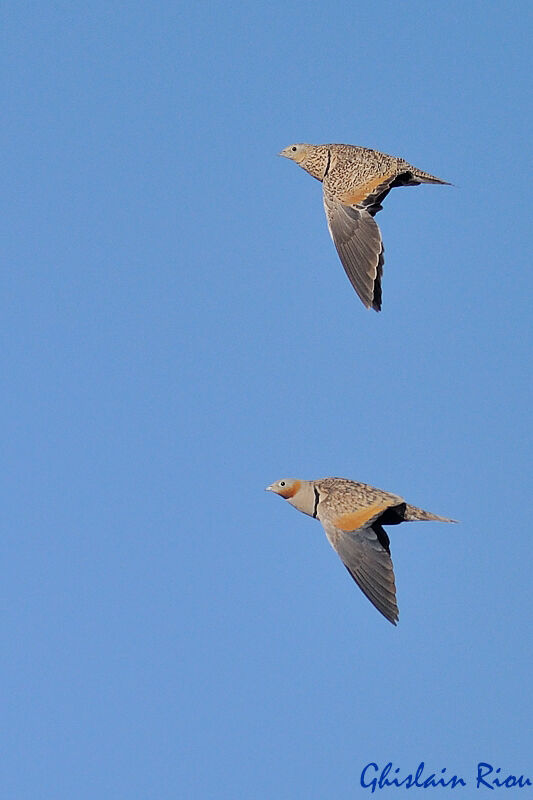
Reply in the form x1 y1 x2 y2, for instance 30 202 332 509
279 143 449 311
266 476 456 625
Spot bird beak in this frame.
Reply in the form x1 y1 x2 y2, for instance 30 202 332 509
265 484 274 492
277 149 288 158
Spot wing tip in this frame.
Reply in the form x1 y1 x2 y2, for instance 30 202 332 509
383 604 399 626
381 609 399 626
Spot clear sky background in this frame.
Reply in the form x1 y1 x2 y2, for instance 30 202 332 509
2 2 532 797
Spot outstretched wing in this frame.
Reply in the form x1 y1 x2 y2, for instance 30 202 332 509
320 505 400 625
323 167 448 310
323 194 384 311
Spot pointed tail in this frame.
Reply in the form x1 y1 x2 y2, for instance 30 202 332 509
411 167 451 185
404 504 457 523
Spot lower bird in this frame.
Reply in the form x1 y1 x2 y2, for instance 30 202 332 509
279 142 449 311
266 476 456 625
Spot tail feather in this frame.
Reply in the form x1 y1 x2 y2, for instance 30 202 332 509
411 168 451 185
404 504 457 523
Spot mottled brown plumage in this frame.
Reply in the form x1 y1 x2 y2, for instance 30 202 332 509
266 476 456 625
279 143 449 311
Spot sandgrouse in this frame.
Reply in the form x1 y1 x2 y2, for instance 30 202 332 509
279 143 449 310
266 476 455 625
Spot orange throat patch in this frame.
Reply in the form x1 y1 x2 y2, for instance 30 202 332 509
279 480 302 499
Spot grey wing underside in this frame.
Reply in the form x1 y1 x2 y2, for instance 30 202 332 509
323 194 384 311
322 518 399 625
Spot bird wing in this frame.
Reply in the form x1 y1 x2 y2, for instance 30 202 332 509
355 170 445 217
323 193 384 311
320 505 399 625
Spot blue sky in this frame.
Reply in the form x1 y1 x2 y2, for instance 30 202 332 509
2 1 532 797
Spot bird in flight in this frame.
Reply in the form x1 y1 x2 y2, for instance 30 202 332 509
279 143 449 311
266 476 456 625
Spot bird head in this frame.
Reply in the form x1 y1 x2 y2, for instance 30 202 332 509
266 478 302 498
278 143 309 165
266 478 318 516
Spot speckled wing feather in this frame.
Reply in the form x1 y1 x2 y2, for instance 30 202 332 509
323 193 384 310
320 514 399 625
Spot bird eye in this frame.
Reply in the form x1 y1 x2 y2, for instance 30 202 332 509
279 481 286 487
291 146 297 152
